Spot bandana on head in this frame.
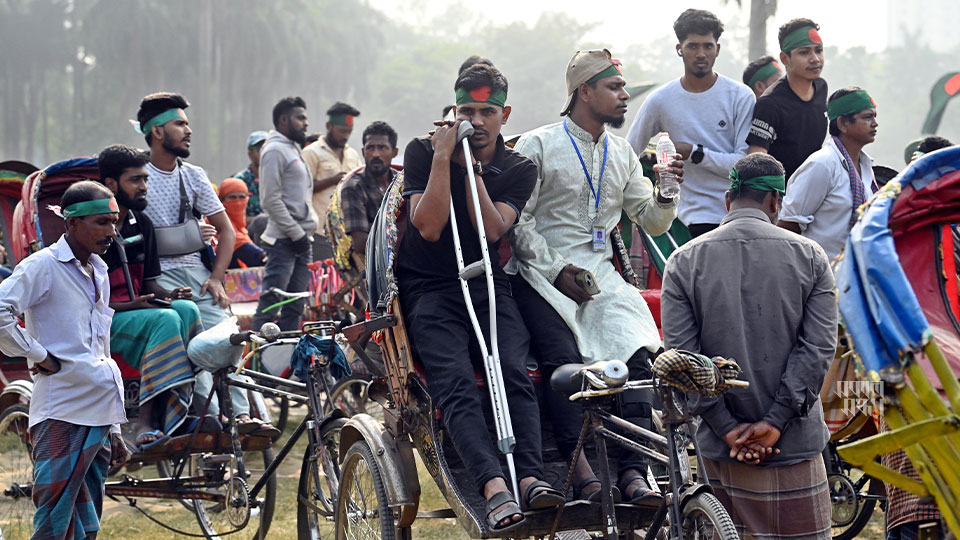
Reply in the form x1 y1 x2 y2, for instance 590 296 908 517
827 90 877 121
729 167 785 195
780 26 822 53
748 60 783 89
455 85 507 108
329 114 354 127
134 108 187 135
586 59 624 85
48 197 120 219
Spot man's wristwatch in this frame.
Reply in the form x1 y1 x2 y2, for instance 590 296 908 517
691 144 704 164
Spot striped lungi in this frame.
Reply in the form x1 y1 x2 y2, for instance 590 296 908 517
30 419 111 540
703 455 831 540
110 299 202 435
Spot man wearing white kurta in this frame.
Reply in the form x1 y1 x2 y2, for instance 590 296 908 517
507 49 680 504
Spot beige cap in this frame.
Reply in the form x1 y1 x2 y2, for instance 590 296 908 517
561 49 622 115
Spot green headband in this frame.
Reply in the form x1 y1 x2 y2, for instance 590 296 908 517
827 90 876 121
59 198 120 219
136 108 187 135
748 61 783 89
329 114 355 127
780 26 822 53
729 167 785 195
586 63 623 85
455 86 507 108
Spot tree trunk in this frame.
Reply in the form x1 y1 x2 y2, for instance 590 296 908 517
748 0 777 61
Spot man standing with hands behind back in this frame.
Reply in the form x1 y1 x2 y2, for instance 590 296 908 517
662 152 836 540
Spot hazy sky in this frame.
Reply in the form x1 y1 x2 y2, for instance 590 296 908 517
371 0 890 54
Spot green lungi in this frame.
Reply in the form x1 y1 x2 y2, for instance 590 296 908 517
109 300 202 434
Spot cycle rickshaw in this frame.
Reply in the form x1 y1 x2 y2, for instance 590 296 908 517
833 145 960 538
333 122 742 539
0 156 364 539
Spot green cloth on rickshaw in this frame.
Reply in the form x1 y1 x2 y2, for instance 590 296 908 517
109 299 203 435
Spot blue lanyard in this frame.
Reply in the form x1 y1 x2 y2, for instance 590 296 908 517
563 121 607 213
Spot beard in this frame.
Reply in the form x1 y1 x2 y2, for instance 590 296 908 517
289 129 306 146
599 114 626 129
161 137 190 158
367 159 388 176
116 188 148 211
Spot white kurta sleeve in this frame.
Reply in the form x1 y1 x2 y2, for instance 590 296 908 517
0 256 51 367
622 147 677 236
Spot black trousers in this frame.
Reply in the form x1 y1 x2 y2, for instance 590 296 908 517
402 288 544 493
686 223 720 238
511 274 652 477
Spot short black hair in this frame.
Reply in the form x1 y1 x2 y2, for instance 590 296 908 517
918 135 953 154
454 64 508 101
458 55 494 75
673 9 724 41
362 121 398 148
98 144 149 183
743 55 776 86
778 18 819 53
326 102 360 117
137 92 189 146
828 86 864 136
61 180 115 209
272 96 306 128
304 133 322 145
728 153 785 203
441 104 455 118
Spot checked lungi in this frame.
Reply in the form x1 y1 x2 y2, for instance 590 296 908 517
109 299 201 435
703 455 831 540
30 420 111 540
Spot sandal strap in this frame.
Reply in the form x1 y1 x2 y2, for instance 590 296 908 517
573 476 601 494
486 490 517 513
525 480 560 501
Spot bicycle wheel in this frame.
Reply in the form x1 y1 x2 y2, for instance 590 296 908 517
298 416 346 539
335 439 396 540
830 472 878 540
327 376 383 422
680 492 739 540
159 447 276 540
0 404 34 539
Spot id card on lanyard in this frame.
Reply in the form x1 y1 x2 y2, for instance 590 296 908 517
564 121 608 252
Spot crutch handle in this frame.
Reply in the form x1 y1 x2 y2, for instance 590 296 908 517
457 120 475 143
459 260 485 281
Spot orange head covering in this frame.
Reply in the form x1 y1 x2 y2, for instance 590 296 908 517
219 178 252 247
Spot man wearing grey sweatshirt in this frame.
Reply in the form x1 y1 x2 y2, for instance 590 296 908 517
253 96 318 331
627 9 755 238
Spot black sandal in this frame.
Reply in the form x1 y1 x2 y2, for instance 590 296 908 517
485 490 524 532
619 471 662 507
573 476 621 503
523 480 565 510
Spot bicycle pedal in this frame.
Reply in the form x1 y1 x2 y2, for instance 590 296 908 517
554 530 591 540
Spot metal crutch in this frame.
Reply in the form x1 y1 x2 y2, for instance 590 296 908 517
446 120 520 498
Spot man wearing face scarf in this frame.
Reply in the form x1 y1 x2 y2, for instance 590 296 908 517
218 178 265 268
252 96 317 332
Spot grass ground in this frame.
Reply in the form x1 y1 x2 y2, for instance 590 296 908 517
0 404 890 539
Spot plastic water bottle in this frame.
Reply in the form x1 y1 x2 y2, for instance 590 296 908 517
656 133 681 199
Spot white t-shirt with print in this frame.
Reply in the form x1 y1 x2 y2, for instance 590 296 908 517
144 161 225 271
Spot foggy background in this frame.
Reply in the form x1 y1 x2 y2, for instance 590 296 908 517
2 0 958 180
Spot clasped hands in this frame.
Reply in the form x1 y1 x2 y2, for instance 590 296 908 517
721 420 782 465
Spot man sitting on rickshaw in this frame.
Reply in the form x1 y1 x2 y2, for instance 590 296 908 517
508 49 682 504
97 145 205 450
396 63 564 533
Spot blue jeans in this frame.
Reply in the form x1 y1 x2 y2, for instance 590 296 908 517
252 237 312 332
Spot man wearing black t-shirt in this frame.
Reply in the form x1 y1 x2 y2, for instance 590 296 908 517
397 64 563 532
746 18 827 178
97 145 201 450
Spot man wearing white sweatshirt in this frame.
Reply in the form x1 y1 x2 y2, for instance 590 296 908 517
627 9 755 238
